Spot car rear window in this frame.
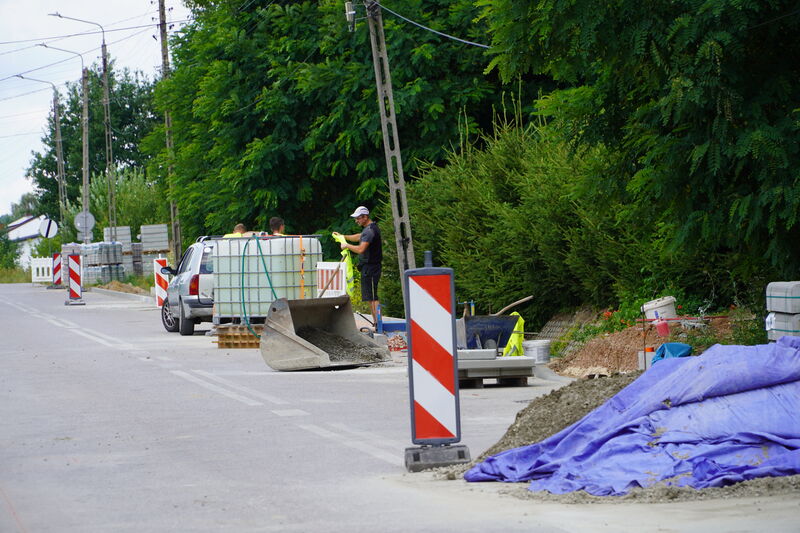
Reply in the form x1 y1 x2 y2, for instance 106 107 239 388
200 247 214 274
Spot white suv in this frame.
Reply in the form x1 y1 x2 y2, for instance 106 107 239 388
160 238 215 335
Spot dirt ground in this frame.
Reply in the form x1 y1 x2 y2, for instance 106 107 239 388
551 317 733 378
96 280 150 296
442 372 800 502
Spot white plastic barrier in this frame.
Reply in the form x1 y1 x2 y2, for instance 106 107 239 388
316 261 346 297
30 257 53 283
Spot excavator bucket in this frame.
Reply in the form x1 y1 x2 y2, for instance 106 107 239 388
259 295 391 371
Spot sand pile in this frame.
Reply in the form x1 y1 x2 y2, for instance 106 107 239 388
97 280 149 295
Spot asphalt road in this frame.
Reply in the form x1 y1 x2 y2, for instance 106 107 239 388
1 283 797 532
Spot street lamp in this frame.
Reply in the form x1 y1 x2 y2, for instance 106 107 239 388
49 12 117 244
37 44 91 243
16 75 66 229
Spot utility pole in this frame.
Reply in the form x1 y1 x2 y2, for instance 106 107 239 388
362 1 416 300
48 13 115 244
159 0 182 260
81 66 90 240
39 43 91 243
100 40 117 244
52 89 66 227
17 75 67 227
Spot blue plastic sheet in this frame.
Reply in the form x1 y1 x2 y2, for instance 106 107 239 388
651 342 692 365
464 337 800 495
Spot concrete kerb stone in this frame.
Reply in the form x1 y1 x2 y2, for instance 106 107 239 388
91 287 155 305
533 364 575 384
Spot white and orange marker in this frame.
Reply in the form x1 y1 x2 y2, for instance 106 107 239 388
405 252 461 444
154 257 168 307
403 252 470 472
52 253 62 286
64 254 85 306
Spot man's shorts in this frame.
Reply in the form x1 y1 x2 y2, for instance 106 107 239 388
360 264 381 302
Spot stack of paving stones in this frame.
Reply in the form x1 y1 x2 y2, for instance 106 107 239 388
140 224 170 275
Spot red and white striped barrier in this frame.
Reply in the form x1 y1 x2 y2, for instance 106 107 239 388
316 261 346 297
52 253 62 286
405 263 461 443
64 254 85 306
154 257 168 307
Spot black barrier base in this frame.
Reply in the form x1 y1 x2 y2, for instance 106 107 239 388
404 444 471 473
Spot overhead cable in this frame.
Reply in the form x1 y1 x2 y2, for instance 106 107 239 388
378 4 489 49
0 19 191 46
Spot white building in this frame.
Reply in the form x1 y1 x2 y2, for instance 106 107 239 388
7 215 45 269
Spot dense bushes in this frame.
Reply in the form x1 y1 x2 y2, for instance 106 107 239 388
378 117 776 329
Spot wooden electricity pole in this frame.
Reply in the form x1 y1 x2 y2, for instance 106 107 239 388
52 90 67 227
100 40 117 244
363 1 416 299
159 0 182 260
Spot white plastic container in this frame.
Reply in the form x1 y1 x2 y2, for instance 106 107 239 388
213 236 323 319
641 296 677 320
765 311 800 341
523 339 551 364
766 282 800 313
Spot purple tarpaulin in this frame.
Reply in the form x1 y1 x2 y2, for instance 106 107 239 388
464 337 800 496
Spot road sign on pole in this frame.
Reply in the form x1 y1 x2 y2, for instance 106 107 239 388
74 211 95 244
39 218 58 238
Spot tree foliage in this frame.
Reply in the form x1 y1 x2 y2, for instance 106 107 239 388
480 0 800 274
379 118 776 325
0 232 18 269
26 65 159 224
147 0 544 243
88 168 171 242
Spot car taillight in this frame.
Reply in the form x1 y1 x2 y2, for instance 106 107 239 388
189 274 199 296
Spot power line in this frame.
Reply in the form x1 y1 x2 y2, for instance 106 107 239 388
0 131 42 139
0 27 158 87
0 19 191 46
748 7 800 30
0 109 49 120
377 3 489 49
0 86 54 103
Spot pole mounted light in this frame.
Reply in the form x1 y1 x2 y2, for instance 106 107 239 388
15 74 67 229
38 43 92 243
48 11 117 244
345 2 356 32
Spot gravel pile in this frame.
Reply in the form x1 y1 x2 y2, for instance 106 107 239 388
296 326 387 363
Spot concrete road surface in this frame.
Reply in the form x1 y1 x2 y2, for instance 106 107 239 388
0 283 796 532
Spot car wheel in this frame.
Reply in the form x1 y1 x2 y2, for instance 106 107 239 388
179 299 195 336
162 300 179 332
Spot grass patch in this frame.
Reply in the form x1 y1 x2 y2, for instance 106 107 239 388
0 268 29 283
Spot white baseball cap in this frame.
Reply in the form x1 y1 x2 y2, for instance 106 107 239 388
350 206 369 218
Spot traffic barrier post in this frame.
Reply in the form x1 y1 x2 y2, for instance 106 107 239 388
52 253 62 287
403 251 470 472
64 254 85 306
154 257 168 308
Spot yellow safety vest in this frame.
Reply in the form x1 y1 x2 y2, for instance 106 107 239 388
332 233 356 296
502 311 525 357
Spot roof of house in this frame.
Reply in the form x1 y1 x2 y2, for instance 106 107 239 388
7 215 44 242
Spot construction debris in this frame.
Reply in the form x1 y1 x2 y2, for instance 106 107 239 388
296 326 388 364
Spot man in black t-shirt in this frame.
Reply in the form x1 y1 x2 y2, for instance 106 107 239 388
338 206 382 327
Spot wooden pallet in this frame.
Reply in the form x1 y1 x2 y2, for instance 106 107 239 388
215 324 263 349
